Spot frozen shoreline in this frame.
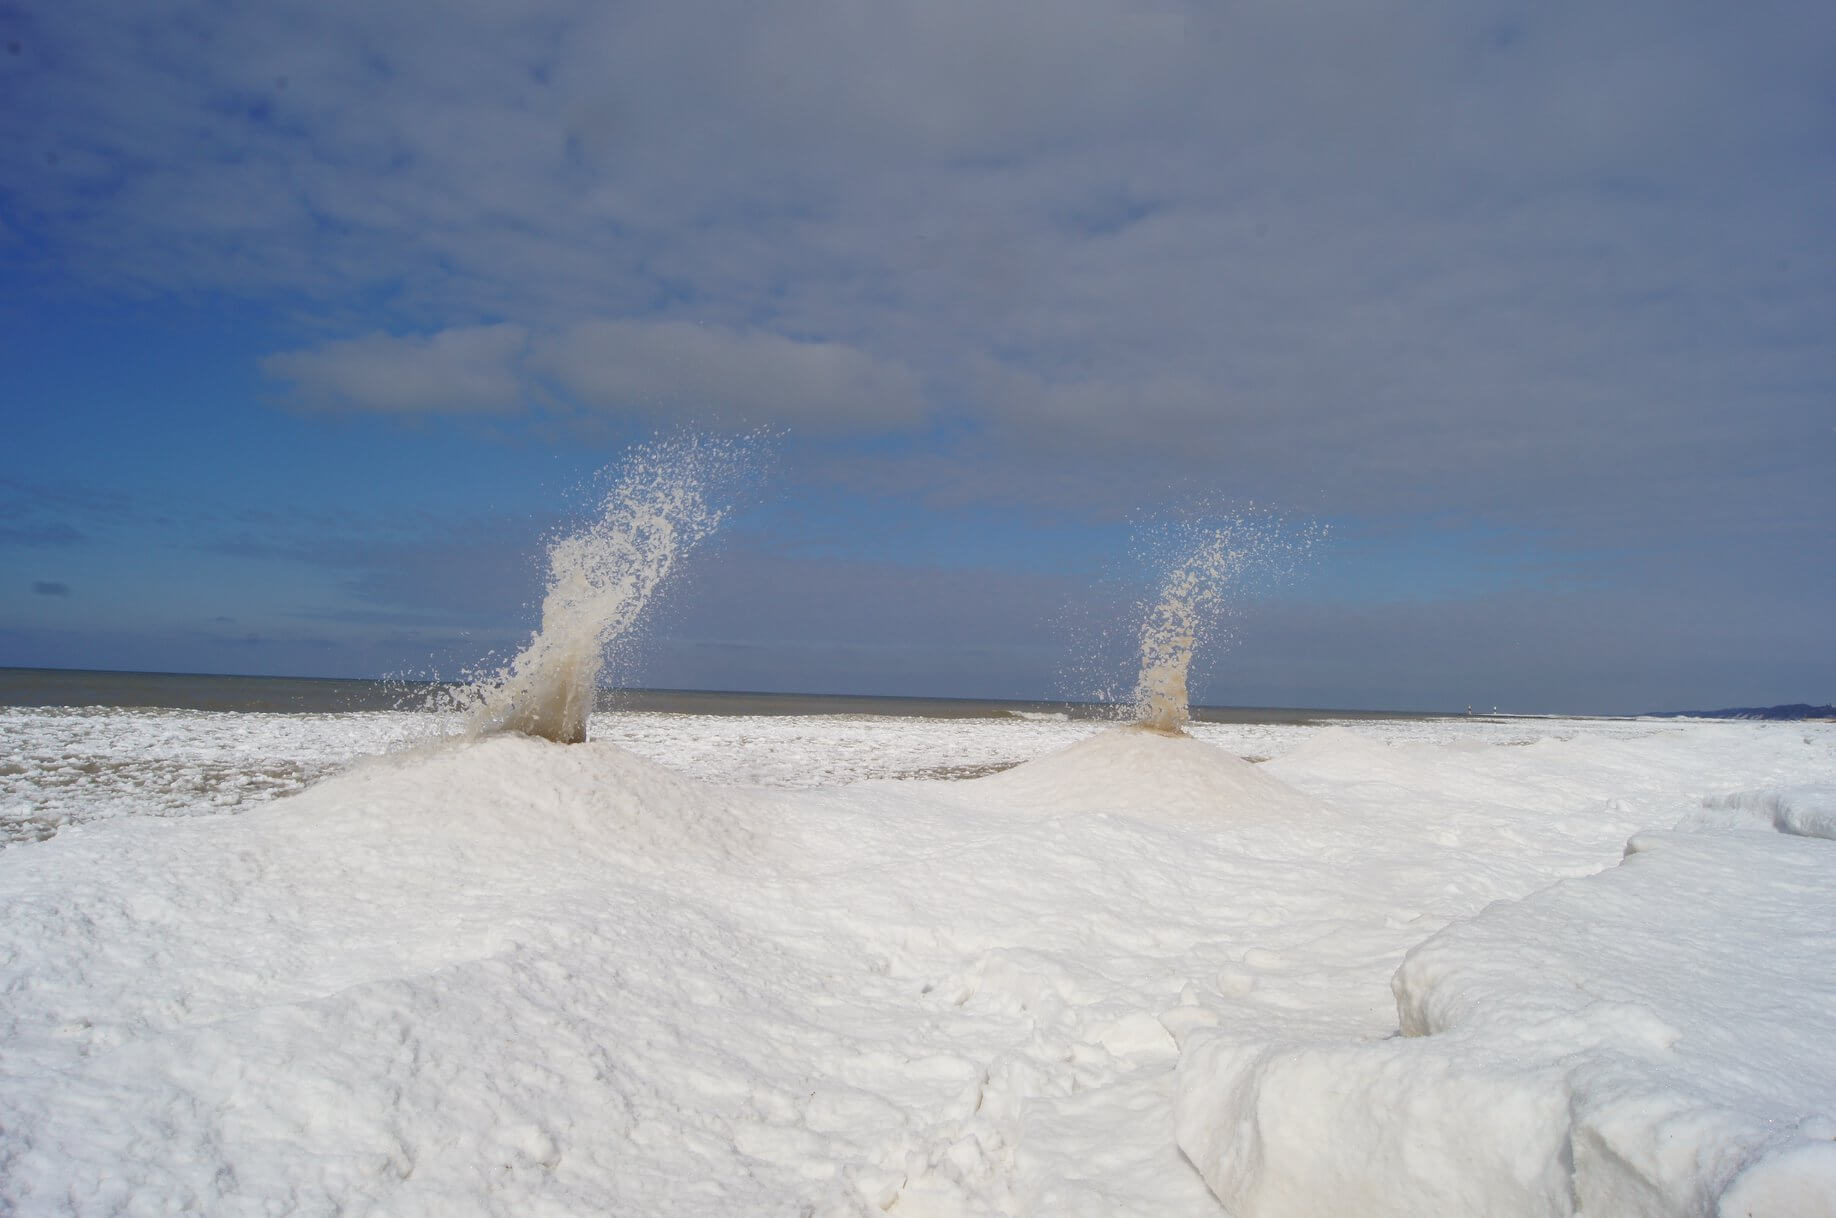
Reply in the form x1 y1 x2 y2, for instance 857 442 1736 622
1 702 1691 844
2 712 1831 1215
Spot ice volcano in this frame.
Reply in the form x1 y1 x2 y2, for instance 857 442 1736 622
1132 530 1247 735
961 728 1321 825
1127 515 1313 735
457 436 753 744
945 511 1325 827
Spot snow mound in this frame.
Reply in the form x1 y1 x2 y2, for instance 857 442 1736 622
1261 725 1484 794
0 738 812 1217
0 737 769 1041
1175 829 1836 1218
1680 784 1836 841
287 732 766 862
955 726 1321 825
1264 724 1396 773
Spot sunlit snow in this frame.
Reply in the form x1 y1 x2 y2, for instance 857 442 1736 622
2 711 1832 1216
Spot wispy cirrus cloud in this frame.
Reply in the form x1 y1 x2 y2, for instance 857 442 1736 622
0 522 85 548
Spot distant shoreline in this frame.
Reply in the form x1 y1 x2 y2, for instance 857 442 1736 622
0 665 1465 722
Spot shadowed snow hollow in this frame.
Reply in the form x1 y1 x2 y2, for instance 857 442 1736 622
1679 784 1836 840
956 726 1321 825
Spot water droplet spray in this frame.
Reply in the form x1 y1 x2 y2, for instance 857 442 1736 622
1129 513 1320 733
457 435 757 743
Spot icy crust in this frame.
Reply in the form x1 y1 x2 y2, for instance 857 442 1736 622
1175 829 1836 1218
0 706 436 845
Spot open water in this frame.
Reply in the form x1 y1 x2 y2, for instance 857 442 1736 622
0 666 1431 723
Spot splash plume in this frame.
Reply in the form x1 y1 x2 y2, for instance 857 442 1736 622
459 435 751 744
1131 514 1319 733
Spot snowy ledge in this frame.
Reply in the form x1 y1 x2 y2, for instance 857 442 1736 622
1175 819 1836 1218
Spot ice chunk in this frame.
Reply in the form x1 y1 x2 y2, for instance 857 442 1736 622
1679 784 1836 841
1176 830 1836 1218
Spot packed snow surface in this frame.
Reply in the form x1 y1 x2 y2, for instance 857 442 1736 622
2 712 1832 1216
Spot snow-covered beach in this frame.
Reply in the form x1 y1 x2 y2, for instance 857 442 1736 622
12 0 1835 1211
3 706 1832 1216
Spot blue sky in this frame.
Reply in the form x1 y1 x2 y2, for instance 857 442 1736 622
2 0 1833 714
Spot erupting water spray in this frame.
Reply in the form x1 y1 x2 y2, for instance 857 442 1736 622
1128 513 1319 734
1133 530 1250 733
459 435 756 744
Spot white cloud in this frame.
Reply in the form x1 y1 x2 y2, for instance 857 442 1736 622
264 320 927 431
263 325 529 412
532 320 926 430
5 0 1833 531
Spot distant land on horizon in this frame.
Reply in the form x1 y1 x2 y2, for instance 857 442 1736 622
1648 703 1836 721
